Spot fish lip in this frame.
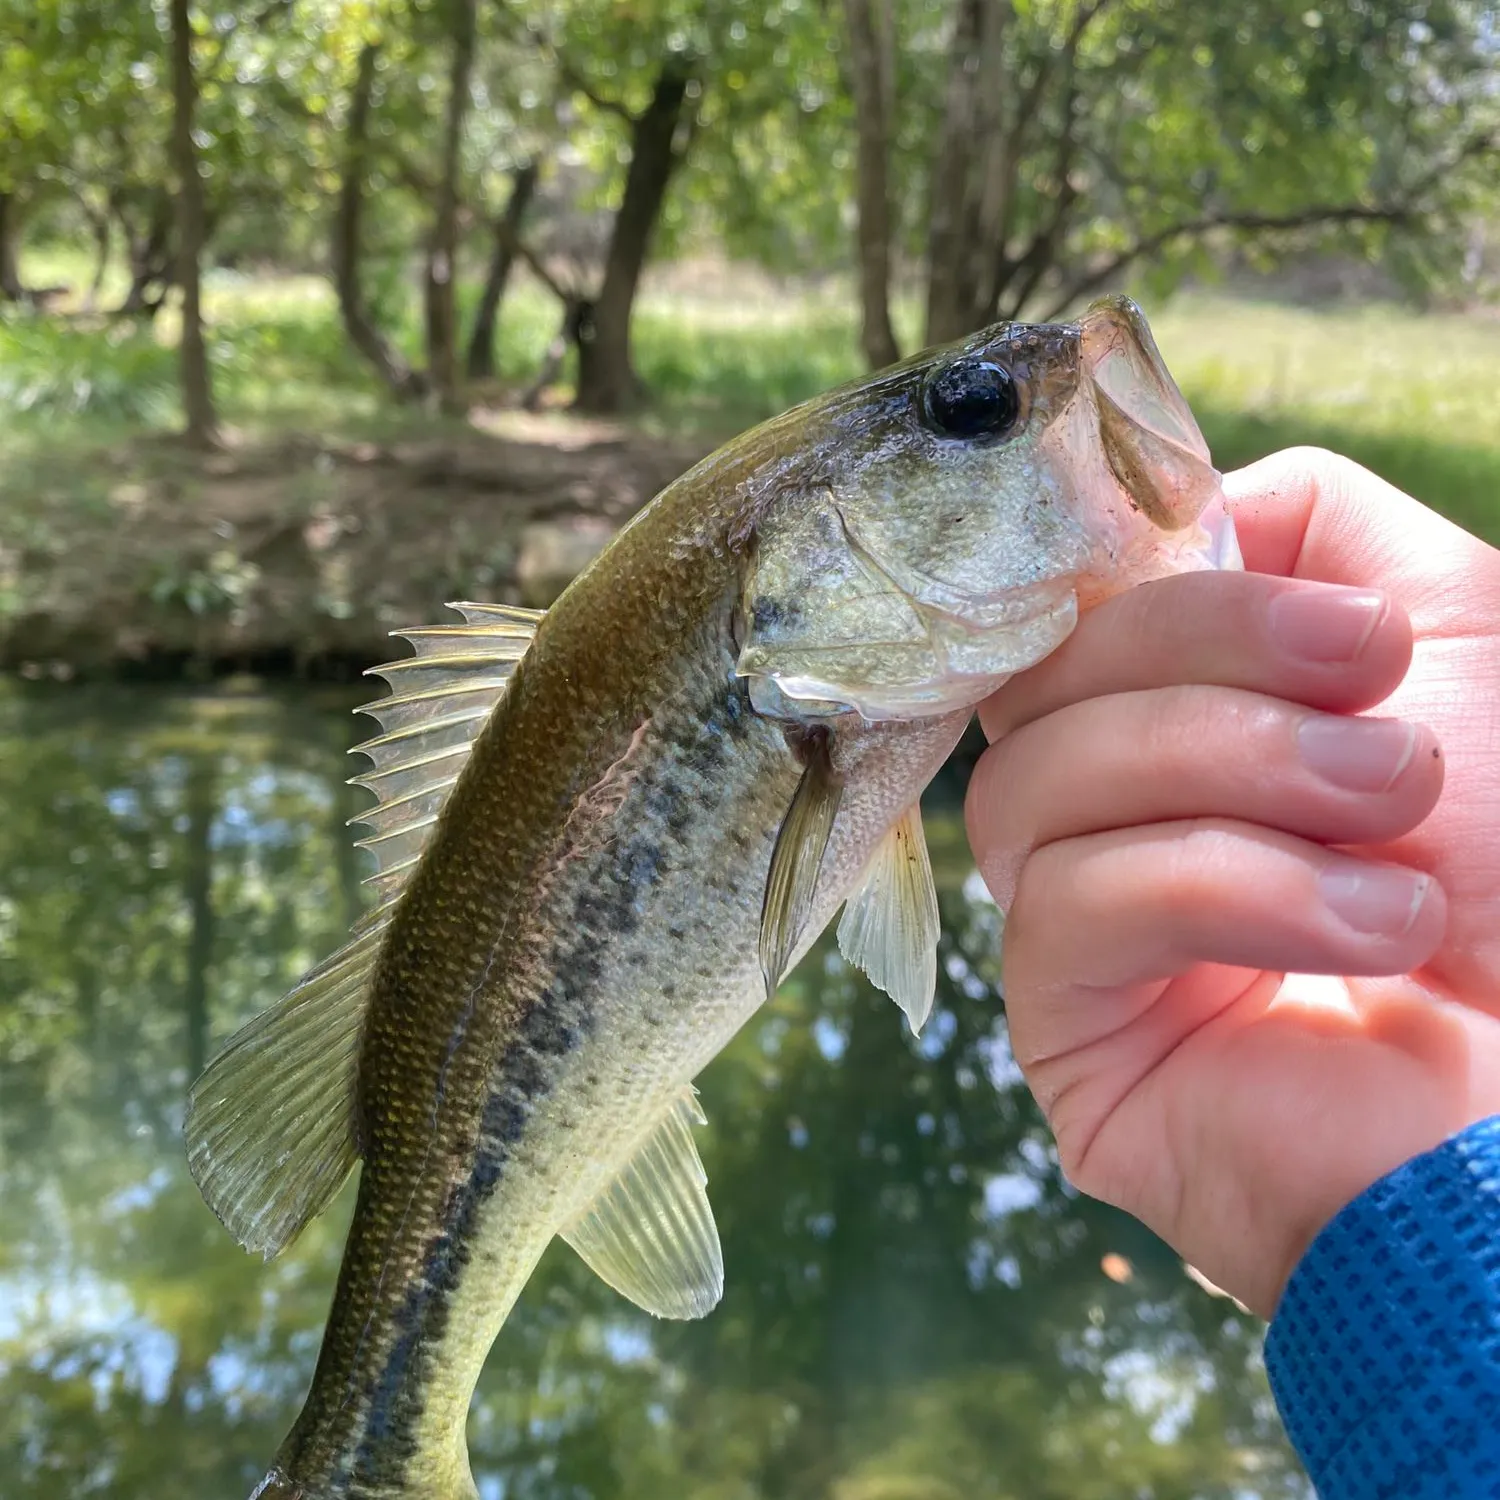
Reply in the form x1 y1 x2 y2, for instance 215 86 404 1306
1078 295 1220 532
737 587 1081 723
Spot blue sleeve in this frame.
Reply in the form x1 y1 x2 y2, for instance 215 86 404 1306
1264 1115 1500 1499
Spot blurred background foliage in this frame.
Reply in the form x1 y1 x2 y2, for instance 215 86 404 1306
0 0 1495 423
0 0 1495 676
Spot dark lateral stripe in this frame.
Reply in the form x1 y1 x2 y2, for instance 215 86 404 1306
331 661 760 1492
348 993 593 1490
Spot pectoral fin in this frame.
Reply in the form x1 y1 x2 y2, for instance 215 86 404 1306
837 804 941 1034
759 734 843 994
562 1089 723 1320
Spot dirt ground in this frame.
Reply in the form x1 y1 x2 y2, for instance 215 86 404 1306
1 418 714 679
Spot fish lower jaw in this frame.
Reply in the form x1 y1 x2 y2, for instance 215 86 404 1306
740 591 1080 725
1072 492 1244 608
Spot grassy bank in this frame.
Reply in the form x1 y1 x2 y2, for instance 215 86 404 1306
1 264 1496 675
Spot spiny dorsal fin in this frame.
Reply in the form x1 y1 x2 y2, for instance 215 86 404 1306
562 1088 724 1320
350 602 544 899
759 733 843 995
184 601 542 1259
837 803 940 1034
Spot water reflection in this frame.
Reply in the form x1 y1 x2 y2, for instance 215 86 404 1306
0 685 1309 1499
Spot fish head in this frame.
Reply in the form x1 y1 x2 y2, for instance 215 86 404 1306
736 295 1241 722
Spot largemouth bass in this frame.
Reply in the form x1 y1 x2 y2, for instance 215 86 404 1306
186 297 1242 1500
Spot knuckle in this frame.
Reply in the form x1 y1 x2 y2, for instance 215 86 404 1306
1154 820 1246 915
1137 685 1277 780
964 735 1042 902
1003 839 1064 948
1275 444 1378 510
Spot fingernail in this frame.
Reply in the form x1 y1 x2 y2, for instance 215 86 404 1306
1268 588 1387 663
1319 860 1431 937
1296 715 1417 793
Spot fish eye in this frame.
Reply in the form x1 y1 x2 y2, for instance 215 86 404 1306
919 359 1020 443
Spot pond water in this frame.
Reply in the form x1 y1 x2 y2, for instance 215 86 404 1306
0 684 1309 1499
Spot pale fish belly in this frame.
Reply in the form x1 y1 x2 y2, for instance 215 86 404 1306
400 665 970 1490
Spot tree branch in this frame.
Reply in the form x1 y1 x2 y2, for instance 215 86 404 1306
1007 0 1122 158
1040 124 1497 318
996 182 1079 318
1040 203 1419 319
554 58 636 123
492 2 637 122
204 0 298 82
1066 0 1124 51
986 0 1124 313
385 145 437 199
490 218 575 306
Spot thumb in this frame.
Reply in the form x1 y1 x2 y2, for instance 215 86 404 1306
1222 447 1491 603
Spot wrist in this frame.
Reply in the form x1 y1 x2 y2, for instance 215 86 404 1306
1264 1116 1500 1495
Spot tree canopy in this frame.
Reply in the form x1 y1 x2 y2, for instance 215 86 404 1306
0 0 1494 432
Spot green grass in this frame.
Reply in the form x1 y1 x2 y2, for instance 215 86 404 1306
4 244 1498 540
1151 296 1500 540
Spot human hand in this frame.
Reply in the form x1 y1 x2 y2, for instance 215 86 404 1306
963 447 1500 1318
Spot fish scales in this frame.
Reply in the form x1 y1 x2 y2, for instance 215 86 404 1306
193 299 1243 1500
273 487 964 1496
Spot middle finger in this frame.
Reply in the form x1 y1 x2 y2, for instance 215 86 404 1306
966 686 1443 910
977 570 1414 743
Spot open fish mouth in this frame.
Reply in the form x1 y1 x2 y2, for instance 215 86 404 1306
738 490 1242 725
1078 295 1223 535
736 295 1242 727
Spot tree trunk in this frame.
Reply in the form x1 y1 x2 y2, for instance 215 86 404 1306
334 43 427 400
114 195 175 316
424 0 478 415
0 192 26 302
523 296 589 411
170 0 218 445
465 161 540 381
573 61 691 414
84 205 112 311
923 0 1014 344
170 0 217 439
843 0 901 369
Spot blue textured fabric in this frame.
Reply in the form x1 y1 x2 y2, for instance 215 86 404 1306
1264 1115 1500 1498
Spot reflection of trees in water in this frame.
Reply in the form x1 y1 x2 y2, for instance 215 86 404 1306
0 688 1309 1499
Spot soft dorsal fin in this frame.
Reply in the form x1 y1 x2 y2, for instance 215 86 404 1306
184 913 383 1258
184 602 542 1259
562 1088 724 1320
836 803 941 1034
759 734 843 995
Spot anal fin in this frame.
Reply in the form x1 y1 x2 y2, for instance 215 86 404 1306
562 1088 723 1320
837 802 940 1034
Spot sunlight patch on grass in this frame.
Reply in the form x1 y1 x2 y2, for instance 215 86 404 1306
1 266 1495 537
1152 296 1500 456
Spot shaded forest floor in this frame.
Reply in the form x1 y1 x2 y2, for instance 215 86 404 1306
3 270 1499 678
0 414 712 677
